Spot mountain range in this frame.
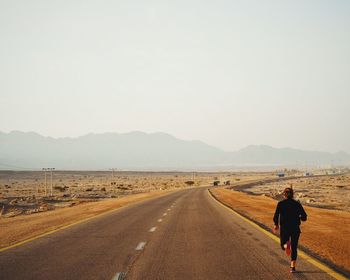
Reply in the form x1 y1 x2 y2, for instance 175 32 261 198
0 131 349 170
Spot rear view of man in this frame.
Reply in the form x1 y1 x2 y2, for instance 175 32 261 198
273 187 307 273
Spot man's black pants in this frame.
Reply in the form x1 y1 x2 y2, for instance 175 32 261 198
280 227 300 261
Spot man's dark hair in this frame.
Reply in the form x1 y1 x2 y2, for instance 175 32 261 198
283 187 294 199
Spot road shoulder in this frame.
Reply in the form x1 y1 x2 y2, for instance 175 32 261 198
209 187 349 280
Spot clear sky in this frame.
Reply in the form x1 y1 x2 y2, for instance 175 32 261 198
1 0 349 153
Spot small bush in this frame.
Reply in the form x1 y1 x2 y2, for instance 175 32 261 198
54 186 69 192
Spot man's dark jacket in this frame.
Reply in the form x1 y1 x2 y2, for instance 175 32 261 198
273 198 307 229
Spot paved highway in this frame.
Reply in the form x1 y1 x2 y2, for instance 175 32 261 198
0 187 336 279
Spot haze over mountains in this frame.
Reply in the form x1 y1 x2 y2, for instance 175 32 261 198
0 131 349 170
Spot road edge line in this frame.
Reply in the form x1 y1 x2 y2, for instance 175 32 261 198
207 188 348 280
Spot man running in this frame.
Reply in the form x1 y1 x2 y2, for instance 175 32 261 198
273 187 307 273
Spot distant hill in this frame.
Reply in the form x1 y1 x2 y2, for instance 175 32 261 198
0 131 349 170
232 145 350 166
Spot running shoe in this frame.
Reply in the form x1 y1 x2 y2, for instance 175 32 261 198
285 240 291 256
290 267 296 273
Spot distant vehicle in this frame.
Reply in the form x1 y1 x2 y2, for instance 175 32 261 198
277 172 285 178
304 172 312 176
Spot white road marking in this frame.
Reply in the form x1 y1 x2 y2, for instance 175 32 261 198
158 219 163 222
135 242 147 251
149 227 157 232
163 213 167 216
167 208 171 211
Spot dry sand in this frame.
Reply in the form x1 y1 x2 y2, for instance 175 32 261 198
243 174 350 211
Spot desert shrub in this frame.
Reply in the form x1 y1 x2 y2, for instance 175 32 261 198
54 186 68 192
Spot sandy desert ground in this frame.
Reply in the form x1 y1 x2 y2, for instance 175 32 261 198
0 170 273 218
240 174 350 211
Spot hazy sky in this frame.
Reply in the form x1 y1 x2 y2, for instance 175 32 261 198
1 0 349 153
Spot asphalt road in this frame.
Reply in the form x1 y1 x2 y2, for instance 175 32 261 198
0 187 335 280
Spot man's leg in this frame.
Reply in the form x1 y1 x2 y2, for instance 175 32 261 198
280 227 290 250
290 229 301 268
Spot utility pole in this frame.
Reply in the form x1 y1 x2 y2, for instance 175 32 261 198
49 168 55 196
42 168 48 196
42 168 55 196
109 168 117 181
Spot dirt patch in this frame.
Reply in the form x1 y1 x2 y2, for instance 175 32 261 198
240 174 350 211
211 187 350 273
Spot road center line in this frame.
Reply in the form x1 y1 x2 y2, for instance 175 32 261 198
158 219 163 222
135 242 147 251
149 227 157 232
163 213 167 216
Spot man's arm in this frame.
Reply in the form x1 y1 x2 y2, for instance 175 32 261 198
273 203 280 226
299 204 307 222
